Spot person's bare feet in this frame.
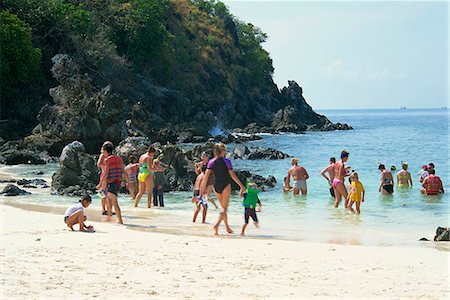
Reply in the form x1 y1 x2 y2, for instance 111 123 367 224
213 225 219 236
226 227 233 234
68 224 74 231
240 232 245 236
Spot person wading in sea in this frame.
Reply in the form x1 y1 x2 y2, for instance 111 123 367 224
320 157 336 197
332 150 351 208
286 158 310 196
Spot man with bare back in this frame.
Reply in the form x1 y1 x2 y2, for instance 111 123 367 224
286 158 310 196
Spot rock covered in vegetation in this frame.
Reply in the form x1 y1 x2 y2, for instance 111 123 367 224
2 0 351 147
1 184 31 196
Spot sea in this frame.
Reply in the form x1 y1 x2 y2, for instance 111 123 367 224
1 109 449 247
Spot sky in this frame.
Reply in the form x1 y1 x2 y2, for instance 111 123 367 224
223 0 448 109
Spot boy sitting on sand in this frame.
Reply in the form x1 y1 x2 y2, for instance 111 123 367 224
64 195 94 231
347 172 365 214
192 166 208 223
241 182 262 236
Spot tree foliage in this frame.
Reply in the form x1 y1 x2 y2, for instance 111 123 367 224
0 11 42 118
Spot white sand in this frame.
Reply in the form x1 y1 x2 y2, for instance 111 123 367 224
1 204 449 299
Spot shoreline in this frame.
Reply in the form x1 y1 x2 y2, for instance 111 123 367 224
2 198 449 252
1 204 449 298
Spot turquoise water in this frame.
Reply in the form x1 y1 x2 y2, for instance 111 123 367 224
1 109 448 245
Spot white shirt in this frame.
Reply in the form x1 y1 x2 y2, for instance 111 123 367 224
64 203 84 217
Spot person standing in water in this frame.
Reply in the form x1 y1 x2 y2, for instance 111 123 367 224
97 148 108 215
332 150 351 208
378 164 394 195
134 146 164 208
201 143 245 236
286 158 310 196
195 152 218 209
97 141 124 224
421 169 444 195
125 155 139 200
397 162 413 188
320 157 336 197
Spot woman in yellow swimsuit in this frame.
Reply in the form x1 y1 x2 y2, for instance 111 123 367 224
397 162 412 188
134 146 162 208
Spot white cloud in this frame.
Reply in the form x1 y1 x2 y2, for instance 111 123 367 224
369 69 405 80
322 60 359 78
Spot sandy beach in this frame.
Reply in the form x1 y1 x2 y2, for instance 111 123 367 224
1 204 449 299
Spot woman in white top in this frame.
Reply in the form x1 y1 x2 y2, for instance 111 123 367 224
64 195 94 231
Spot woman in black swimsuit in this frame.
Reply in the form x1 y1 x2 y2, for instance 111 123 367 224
201 143 245 235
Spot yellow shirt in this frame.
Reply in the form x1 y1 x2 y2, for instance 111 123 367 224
350 181 364 202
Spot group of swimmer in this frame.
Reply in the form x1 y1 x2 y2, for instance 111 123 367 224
283 150 445 214
63 143 445 234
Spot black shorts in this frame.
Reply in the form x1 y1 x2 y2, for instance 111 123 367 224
383 184 394 194
329 186 335 197
107 182 119 196
244 207 258 224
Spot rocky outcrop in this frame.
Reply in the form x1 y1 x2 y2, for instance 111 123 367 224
0 149 46 165
14 54 351 154
51 141 99 196
229 145 290 160
114 137 152 165
51 140 277 194
17 178 49 189
233 171 277 191
1 184 31 196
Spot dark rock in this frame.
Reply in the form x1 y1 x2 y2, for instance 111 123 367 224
229 145 290 160
51 141 99 196
23 184 38 188
0 179 17 183
17 179 47 186
0 149 46 165
1 184 31 196
114 137 152 165
233 134 262 143
232 171 276 191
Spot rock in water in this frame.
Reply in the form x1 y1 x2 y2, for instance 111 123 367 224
1 184 31 196
52 141 99 196
229 145 290 160
0 149 46 165
232 171 277 191
114 137 152 164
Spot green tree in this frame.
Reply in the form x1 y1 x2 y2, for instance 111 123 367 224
235 21 274 88
0 11 42 118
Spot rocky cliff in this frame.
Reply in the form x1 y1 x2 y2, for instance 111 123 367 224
1 0 351 150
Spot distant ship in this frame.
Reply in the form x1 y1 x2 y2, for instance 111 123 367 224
400 106 407 110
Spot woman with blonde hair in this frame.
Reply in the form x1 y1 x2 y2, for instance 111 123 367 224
201 143 245 235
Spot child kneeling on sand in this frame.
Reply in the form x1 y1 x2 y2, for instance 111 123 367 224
64 195 94 231
348 172 365 214
192 166 208 223
241 182 262 236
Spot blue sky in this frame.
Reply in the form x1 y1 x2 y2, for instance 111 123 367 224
223 0 448 109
